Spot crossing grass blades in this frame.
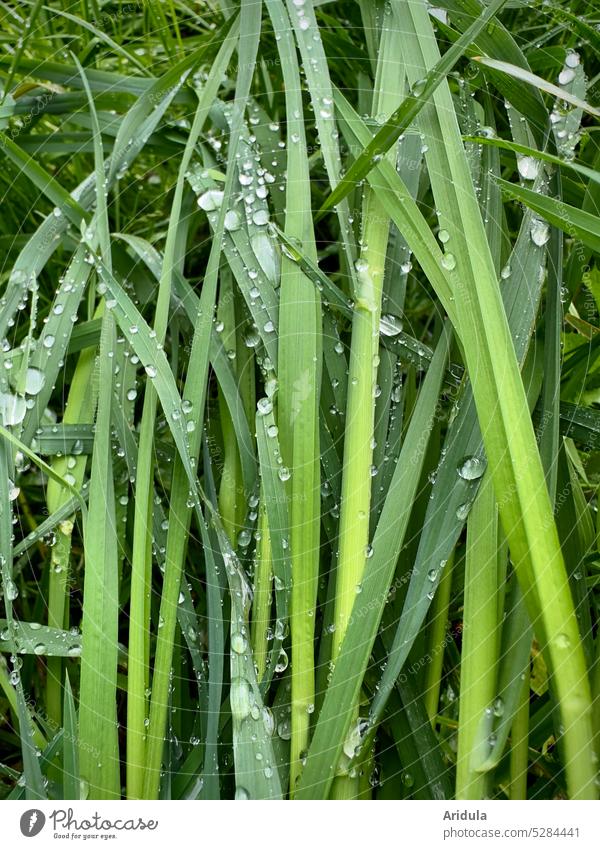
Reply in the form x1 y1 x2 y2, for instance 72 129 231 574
0 0 599 801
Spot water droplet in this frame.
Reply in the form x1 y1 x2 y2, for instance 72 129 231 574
517 155 540 181
257 397 273 415
252 209 269 226
558 67 576 86
530 218 550 247
275 648 289 673
456 502 472 521
278 466 291 482
401 771 414 788
457 456 485 481
5 580 18 601
24 368 45 396
379 314 403 336
237 529 251 548
441 252 456 271
412 79 426 97
230 677 252 721
231 632 248 654
224 210 242 231
198 189 224 212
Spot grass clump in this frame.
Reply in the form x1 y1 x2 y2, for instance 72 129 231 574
0 0 599 801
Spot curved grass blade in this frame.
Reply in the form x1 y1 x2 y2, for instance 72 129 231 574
474 57 600 119
0 621 82 657
494 178 600 255
465 135 600 189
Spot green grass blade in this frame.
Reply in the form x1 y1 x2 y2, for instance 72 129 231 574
78 312 120 799
267 0 322 792
392 0 596 799
62 673 80 800
494 178 600 254
296 327 450 799
319 0 509 216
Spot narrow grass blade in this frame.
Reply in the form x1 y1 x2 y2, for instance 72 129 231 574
296 327 450 799
494 178 600 255
62 673 80 801
78 313 120 800
475 57 600 119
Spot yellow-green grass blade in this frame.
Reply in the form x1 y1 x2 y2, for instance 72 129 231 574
267 0 322 793
455 473 501 798
143 2 258 798
391 0 596 799
296 326 451 799
125 23 239 797
329 10 408 799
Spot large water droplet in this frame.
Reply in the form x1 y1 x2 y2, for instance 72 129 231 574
24 368 45 396
530 218 550 247
517 155 540 181
0 392 26 426
252 209 269 226
558 67 576 86
379 314 403 337
224 210 242 232
457 456 485 481
441 252 456 271
257 397 273 416
5 580 19 601
231 632 248 654
230 677 252 721
235 786 250 800
197 189 224 212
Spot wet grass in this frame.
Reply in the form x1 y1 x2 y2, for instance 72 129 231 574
0 0 599 801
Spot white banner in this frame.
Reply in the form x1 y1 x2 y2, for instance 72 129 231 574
0 800 597 848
